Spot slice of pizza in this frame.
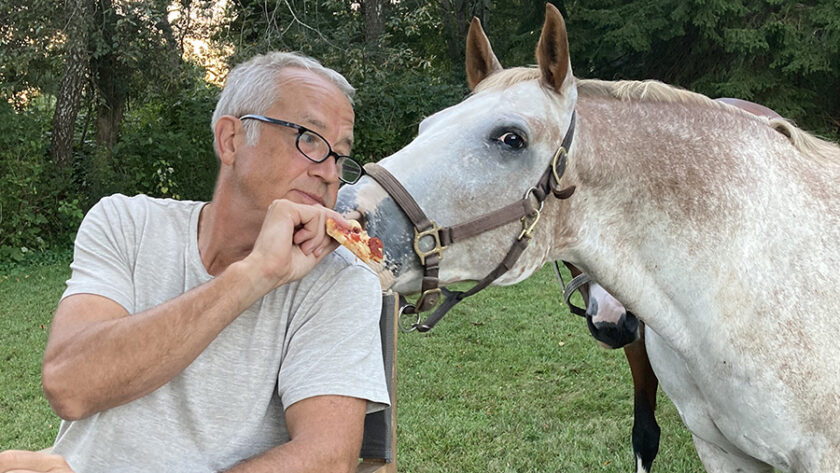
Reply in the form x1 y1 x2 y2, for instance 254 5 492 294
326 217 384 264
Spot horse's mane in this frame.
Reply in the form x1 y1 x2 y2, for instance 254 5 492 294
474 67 840 164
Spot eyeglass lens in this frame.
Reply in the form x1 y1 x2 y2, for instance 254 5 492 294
339 159 363 184
296 131 361 184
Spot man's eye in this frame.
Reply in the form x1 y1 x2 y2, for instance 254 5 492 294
497 132 526 149
299 132 319 145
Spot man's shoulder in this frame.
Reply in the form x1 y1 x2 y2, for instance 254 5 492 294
87 194 204 229
95 193 203 214
323 247 380 280
296 247 382 297
80 194 205 248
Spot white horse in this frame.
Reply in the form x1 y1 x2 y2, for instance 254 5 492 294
336 4 840 472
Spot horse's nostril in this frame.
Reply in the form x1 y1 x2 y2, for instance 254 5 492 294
623 312 640 333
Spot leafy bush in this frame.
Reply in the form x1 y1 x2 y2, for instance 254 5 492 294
353 67 467 164
0 99 81 261
108 79 220 202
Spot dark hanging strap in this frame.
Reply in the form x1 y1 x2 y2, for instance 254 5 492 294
416 236 531 331
552 260 589 317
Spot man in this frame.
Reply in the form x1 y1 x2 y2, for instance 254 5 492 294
0 52 389 473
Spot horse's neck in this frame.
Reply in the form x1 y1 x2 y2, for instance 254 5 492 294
558 96 840 348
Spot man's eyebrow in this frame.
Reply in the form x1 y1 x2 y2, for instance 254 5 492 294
302 117 327 130
302 116 353 149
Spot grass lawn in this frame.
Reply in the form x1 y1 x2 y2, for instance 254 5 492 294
0 260 69 450
0 257 704 471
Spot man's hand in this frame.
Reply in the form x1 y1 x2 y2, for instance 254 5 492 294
244 199 342 289
0 450 75 473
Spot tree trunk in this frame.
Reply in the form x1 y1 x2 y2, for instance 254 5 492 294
440 0 464 72
362 0 386 46
470 0 490 31
50 0 92 169
94 89 126 150
92 0 128 150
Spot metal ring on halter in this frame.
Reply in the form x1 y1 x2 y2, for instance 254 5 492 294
523 187 546 213
398 303 420 333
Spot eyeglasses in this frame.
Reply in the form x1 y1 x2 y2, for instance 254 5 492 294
240 114 364 184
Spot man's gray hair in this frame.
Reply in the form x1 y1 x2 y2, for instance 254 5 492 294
211 52 355 146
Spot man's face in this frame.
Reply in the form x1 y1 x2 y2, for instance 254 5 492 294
234 67 355 210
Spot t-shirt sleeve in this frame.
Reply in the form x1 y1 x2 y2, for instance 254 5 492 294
277 264 390 413
61 195 137 313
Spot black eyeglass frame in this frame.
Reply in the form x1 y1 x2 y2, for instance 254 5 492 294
239 114 364 184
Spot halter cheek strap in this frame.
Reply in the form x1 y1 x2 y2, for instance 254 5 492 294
364 111 577 332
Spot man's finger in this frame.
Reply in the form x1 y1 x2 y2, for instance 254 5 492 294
0 450 74 472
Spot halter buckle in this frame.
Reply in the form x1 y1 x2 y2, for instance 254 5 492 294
551 146 568 185
414 223 447 265
414 288 442 312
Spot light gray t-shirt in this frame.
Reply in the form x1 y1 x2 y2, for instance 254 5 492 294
52 194 389 473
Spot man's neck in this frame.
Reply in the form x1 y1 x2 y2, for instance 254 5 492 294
197 191 264 276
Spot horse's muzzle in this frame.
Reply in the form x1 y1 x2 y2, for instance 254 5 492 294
336 183 419 290
586 309 641 349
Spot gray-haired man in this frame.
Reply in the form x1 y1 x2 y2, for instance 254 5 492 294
0 52 388 473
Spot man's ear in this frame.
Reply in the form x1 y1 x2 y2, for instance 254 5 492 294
214 116 240 166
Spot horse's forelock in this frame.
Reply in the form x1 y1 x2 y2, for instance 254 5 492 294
471 67 542 94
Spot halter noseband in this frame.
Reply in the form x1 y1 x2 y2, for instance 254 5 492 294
364 111 577 332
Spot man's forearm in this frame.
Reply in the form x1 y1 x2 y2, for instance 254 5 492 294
42 259 275 420
223 438 357 473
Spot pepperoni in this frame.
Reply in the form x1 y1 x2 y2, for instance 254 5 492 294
368 237 384 261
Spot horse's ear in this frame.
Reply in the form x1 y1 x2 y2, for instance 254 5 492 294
536 3 572 93
466 17 502 91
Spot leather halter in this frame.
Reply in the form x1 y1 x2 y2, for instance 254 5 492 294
364 112 577 332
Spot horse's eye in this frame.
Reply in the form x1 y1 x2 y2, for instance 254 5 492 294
498 132 526 149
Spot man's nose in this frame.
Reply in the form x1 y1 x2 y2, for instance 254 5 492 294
309 155 340 183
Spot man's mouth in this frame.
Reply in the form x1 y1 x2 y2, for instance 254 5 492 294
293 190 326 207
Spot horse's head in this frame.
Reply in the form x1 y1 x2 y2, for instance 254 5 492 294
337 4 577 296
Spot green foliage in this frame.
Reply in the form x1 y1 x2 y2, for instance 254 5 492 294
353 72 466 164
565 0 840 139
0 100 81 259
87 0 186 102
1 70 217 260
0 0 64 107
107 78 219 202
